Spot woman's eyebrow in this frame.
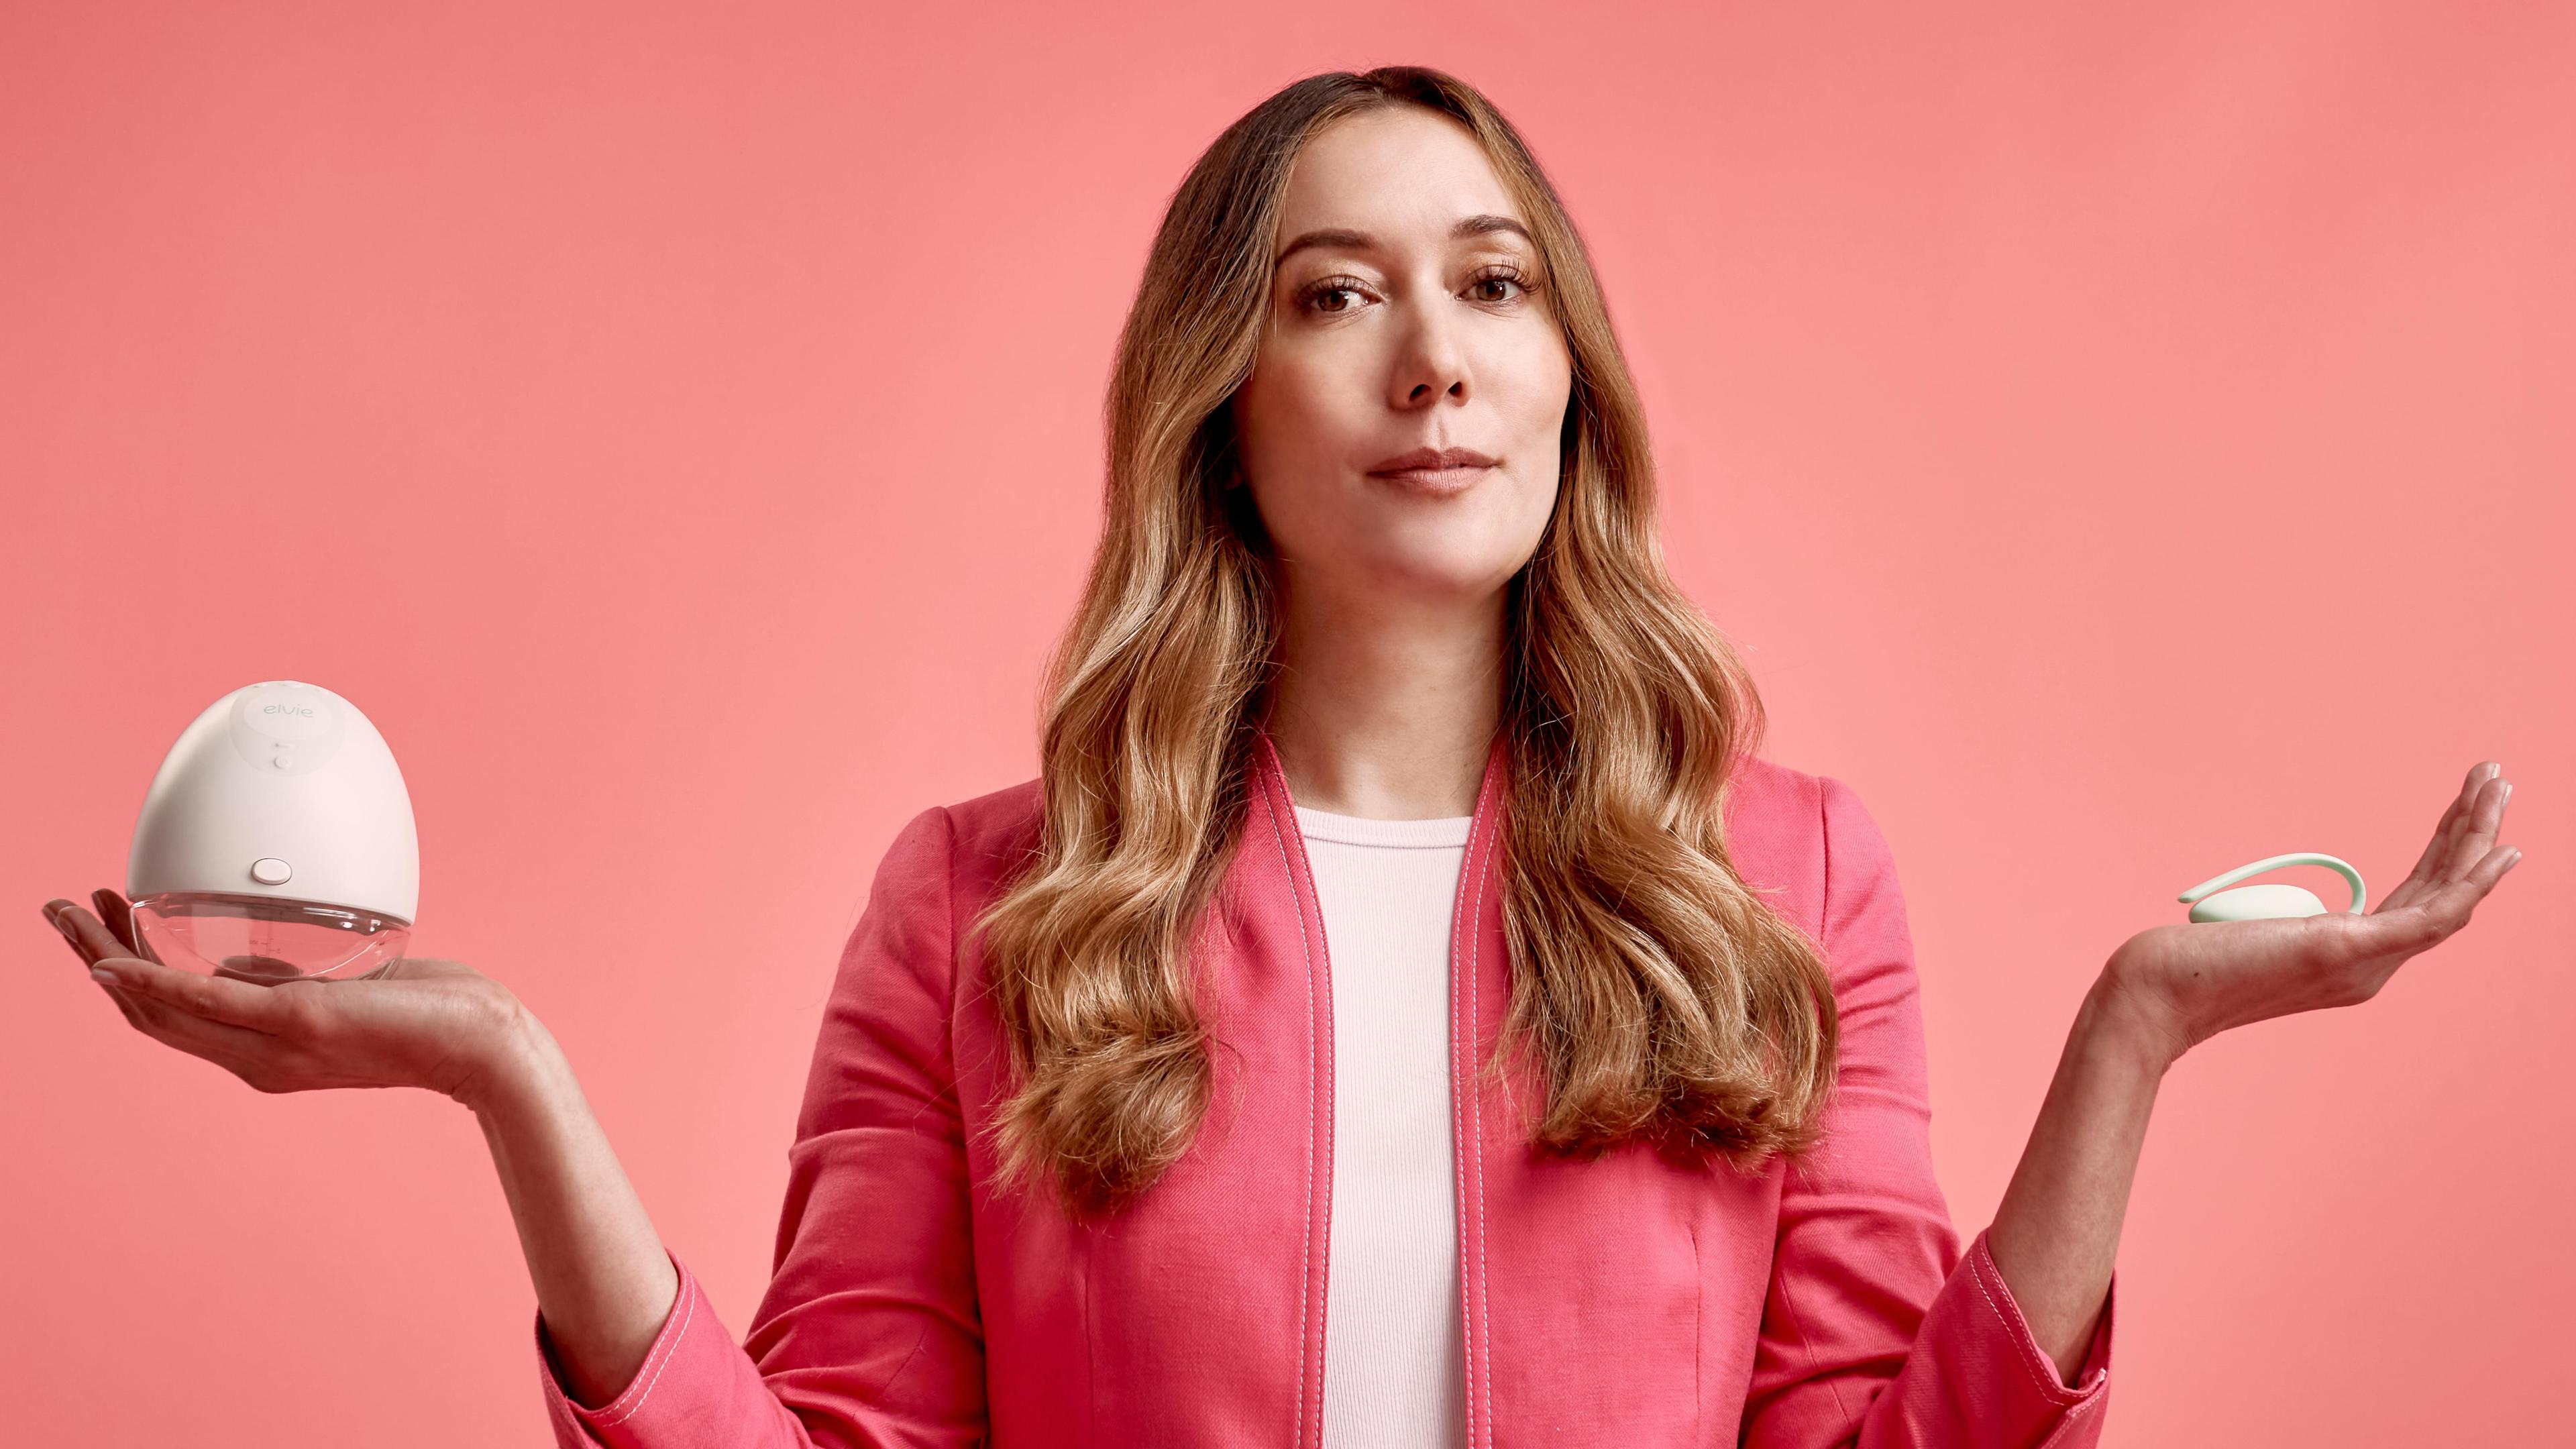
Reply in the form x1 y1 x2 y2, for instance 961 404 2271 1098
1273 214 1532 270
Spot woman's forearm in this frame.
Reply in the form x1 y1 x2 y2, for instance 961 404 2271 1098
1982 967 2181 1384
467 1008 682 1409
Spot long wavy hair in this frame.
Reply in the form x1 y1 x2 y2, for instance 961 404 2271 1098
970 66 1839 1219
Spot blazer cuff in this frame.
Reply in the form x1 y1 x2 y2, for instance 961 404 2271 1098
1960 1226 2114 1428
533 1246 709 1448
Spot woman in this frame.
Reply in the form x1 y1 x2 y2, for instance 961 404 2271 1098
46 67 2520 1448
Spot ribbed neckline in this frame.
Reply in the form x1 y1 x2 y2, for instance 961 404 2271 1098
1292 802 1474 849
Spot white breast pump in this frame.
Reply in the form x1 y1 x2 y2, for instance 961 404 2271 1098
125 680 417 983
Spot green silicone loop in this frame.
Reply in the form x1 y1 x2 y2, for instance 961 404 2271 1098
2176 853 2367 914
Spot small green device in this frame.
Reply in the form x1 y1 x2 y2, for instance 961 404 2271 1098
2177 853 2367 922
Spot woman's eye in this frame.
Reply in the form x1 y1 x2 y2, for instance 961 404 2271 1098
1295 269 1532 315
1300 279 1368 315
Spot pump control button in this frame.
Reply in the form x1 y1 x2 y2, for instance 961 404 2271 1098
250 858 292 885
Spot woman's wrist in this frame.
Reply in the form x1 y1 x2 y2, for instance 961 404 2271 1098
451 994 562 1118
2086 953 2192 1076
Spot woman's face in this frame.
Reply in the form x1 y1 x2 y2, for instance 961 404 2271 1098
1230 106 1574 611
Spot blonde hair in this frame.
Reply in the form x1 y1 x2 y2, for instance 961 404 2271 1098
970 66 1837 1218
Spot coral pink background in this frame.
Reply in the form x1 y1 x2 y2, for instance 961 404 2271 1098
5 3 2567 1444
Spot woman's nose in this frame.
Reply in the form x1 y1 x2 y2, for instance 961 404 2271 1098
1388 307 1470 409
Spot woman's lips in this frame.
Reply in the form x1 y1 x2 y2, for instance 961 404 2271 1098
1381 464 1504 492
1365 446 1499 496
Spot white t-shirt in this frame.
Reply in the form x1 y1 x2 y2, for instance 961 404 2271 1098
1293 803 1473 1449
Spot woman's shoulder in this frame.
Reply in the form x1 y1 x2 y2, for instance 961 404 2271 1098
1720 753 1905 950
900 775 1046 896
1724 750 1826 814
1721 751 1833 863
845 781 1042 983
1724 751 1885 849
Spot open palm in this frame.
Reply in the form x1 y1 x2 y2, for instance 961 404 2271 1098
2106 761 2521 1058
45 887 525 1108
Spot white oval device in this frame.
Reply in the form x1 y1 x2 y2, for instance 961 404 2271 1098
2178 852 2365 924
125 680 418 981
2185 882 2330 921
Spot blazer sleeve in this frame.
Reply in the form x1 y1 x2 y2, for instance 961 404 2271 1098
1739 777 2114 1449
530 804 989 1448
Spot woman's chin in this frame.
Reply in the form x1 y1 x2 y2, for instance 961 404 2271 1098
1327 549 1529 604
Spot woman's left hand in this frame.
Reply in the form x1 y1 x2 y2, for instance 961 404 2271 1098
2099 760 2522 1064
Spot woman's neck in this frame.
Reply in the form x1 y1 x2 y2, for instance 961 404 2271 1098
1261 578 1505 820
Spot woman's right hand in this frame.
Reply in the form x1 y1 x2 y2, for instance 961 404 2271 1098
46 887 530 1111
54 888 684 1413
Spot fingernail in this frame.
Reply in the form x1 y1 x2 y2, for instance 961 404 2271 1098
89 966 119 985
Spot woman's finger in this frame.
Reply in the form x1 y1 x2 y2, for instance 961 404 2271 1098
52 905 174 1036
2426 838 2521 916
2418 763 2492 876
44 900 125 969
2324 843 2518 963
95 976 150 1032
48 903 305 1083
90 887 140 956
80 958 313 1087
2415 773 2505 897
2384 763 2493 910
2437 774 2512 887
2384 766 2509 914
91 957 301 1034
2310 906 2444 960
115 985 288 1073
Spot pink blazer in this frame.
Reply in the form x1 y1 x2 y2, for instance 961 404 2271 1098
535 731 2114 1447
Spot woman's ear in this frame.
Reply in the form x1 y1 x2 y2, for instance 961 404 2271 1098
1210 403 1248 491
